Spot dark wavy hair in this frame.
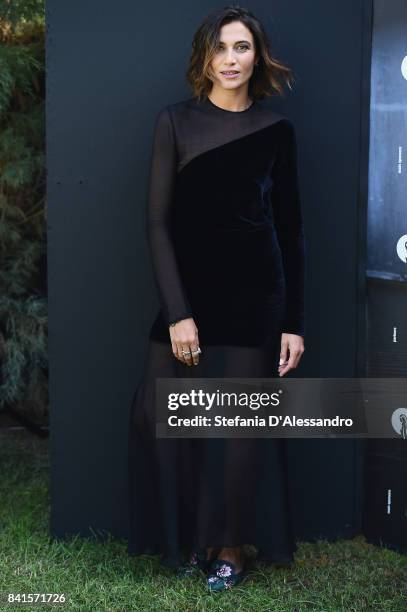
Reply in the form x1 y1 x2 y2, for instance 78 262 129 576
186 5 295 101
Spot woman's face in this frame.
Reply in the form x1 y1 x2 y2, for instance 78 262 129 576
208 21 257 92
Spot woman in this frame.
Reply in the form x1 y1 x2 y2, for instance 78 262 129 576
127 5 306 592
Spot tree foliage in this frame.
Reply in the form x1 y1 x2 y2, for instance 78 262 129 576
0 0 47 417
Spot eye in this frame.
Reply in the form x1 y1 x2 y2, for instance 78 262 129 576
216 44 250 52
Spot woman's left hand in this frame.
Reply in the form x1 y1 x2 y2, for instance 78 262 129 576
278 333 305 377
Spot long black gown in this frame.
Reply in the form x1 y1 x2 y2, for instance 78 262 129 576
127 94 306 569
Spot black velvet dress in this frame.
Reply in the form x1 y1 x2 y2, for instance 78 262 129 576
127 95 306 569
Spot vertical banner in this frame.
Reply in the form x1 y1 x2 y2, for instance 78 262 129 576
368 0 407 284
364 0 407 554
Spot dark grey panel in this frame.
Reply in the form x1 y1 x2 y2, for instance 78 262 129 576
46 0 370 542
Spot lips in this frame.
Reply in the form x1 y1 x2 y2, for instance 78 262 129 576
220 71 240 79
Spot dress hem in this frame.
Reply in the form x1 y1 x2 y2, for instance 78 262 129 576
127 541 298 569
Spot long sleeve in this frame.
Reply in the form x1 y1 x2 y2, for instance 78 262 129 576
146 107 193 326
270 119 306 337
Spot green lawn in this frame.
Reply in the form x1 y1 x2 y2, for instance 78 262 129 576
0 430 406 612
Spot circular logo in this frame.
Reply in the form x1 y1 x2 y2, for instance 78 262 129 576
396 235 407 263
391 408 407 438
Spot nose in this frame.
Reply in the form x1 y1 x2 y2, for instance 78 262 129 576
225 48 237 64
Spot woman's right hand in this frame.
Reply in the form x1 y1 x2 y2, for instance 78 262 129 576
169 318 201 366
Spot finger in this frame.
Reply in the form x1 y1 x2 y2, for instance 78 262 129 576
278 346 290 377
292 349 303 369
176 343 187 364
194 332 201 365
170 333 184 363
280 349 299 376
176 342 187 364
171 340 179 361
175 342 184 363
287 352 297 371
279 362 291 377
182 345 193 366
190 345 201 366
289 345 304 369
279 339 288 368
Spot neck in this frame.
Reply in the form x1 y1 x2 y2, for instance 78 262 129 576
207 88 252 112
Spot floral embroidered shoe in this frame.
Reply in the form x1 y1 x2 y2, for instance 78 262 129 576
206 558 247 592
176 548 212 578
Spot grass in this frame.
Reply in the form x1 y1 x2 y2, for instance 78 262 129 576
0 429 406 611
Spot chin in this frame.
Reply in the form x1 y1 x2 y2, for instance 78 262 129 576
218 79 247 90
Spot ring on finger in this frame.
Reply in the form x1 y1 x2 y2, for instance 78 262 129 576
181 347 192 361
186 347 201 356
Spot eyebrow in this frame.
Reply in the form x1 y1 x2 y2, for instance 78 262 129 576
218 40 251 45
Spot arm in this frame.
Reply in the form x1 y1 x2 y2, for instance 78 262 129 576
146 106 193 326
270 119 306 337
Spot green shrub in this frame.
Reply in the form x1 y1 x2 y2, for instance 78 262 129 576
0 0 47 419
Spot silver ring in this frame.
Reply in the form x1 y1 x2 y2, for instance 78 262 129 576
182 347 201 355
